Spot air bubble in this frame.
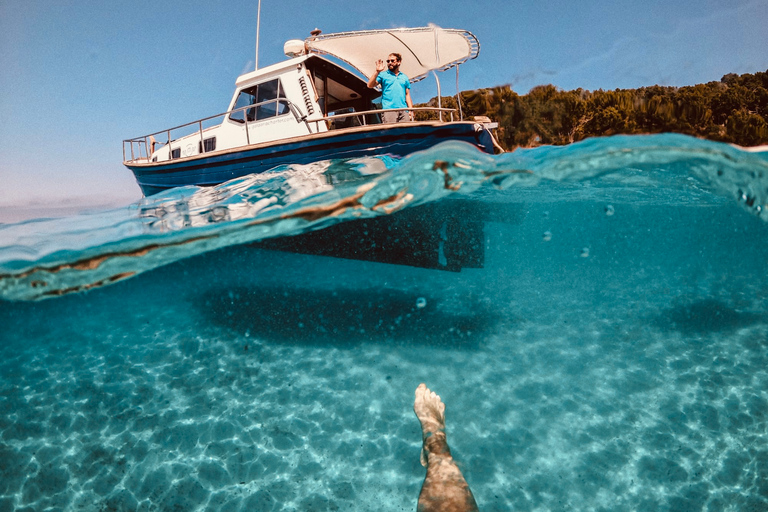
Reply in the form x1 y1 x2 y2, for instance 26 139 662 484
416 297 427 309
604 205 615 216
542 231 552 242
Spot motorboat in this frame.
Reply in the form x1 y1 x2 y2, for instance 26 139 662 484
122 26 499 196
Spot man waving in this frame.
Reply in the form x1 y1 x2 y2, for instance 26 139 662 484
368 53 414 123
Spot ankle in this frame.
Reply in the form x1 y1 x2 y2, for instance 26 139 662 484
424 432 451 457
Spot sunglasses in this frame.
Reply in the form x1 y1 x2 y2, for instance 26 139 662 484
386 59 398 63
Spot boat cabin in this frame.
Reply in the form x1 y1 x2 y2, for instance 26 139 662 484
146 53 384 163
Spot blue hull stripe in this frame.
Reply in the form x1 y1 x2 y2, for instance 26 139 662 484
126 123 492 196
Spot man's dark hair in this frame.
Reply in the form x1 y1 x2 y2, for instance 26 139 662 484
390 53 402 62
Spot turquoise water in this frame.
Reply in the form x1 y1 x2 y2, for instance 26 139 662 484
1 134 767 511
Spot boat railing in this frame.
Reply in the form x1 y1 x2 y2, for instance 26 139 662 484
123 103 460 164
122 98 308 164
313 107 457 131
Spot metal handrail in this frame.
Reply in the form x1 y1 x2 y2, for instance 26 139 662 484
306 106 457 133
123 104 461 164
316 106 457 122
122 98 303 163
123 98 299 145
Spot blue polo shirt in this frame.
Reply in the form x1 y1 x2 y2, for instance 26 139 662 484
376 69 410 109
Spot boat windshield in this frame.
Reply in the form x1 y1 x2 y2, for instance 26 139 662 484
229 78 290 123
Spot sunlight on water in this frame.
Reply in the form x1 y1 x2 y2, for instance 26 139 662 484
1 133 767 511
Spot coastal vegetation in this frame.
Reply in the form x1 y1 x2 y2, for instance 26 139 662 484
415 70 768 149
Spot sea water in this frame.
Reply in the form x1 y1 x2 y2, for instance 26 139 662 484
1 134 767 511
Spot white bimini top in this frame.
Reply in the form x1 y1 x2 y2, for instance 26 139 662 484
304 26 480 83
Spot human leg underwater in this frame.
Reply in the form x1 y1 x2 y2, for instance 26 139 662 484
413 384 479 512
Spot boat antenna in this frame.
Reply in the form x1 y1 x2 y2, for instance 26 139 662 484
255 0 262 70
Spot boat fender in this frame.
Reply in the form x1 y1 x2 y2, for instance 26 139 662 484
473 123 486 143
473 123 500 154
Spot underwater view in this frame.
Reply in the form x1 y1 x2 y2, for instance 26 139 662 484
1 133 768 511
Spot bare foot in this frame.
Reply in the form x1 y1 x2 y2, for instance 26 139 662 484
414 383 446 438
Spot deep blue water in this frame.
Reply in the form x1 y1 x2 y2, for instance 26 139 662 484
1 134 768 511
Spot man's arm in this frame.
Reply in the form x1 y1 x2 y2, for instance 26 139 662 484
406 88 414 119
368 59 385 88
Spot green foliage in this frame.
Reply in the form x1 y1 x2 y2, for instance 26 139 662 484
415 70 768 149
726 110 768 146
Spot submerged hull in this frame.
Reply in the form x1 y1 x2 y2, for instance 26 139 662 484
125 122 494 196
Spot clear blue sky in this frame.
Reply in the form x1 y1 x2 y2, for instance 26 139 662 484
1 0 767 212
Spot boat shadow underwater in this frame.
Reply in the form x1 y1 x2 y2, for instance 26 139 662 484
189 199 513 349
195 284 500 349
654 298 767 336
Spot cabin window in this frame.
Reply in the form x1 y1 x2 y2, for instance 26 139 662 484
199 137 216 153
229 79 289 123
171 148 181 159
